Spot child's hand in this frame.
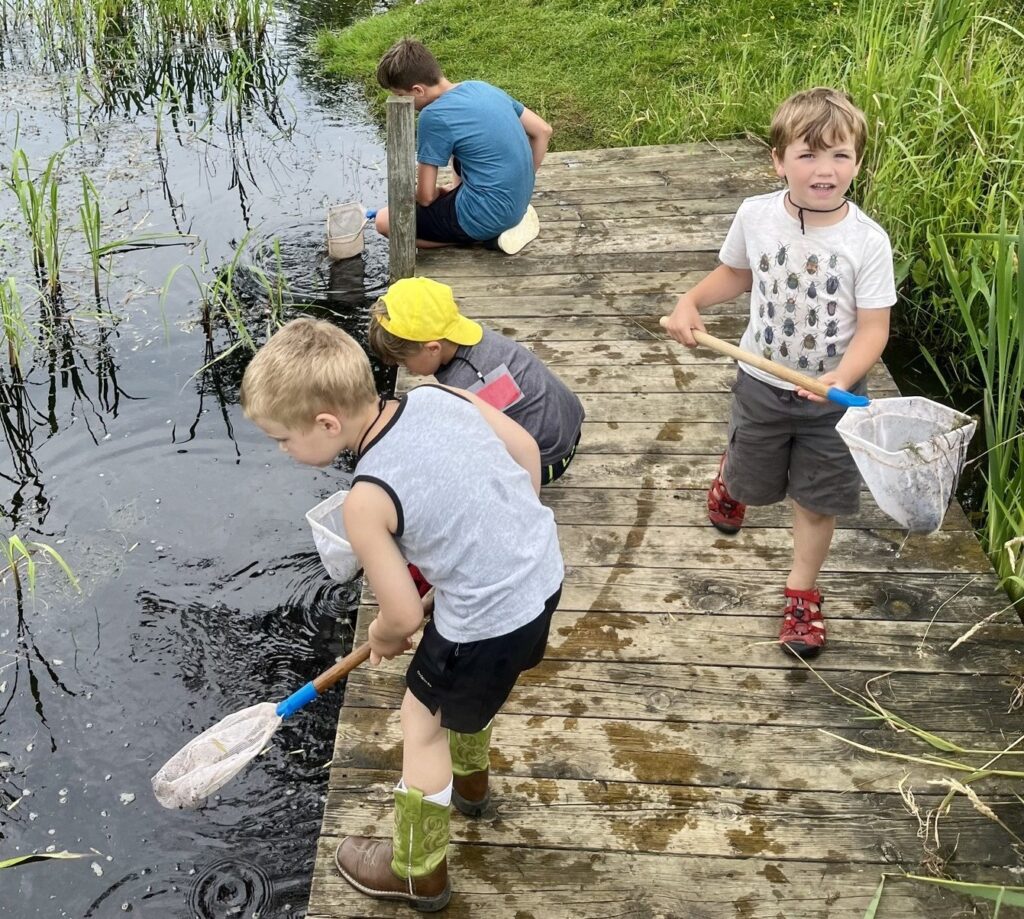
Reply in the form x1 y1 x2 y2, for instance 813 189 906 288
367 618 413 665
663 296 706 347
797 371 850 403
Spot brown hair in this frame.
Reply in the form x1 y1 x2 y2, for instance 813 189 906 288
770 87 868 162
367 299 430 365
240 318 378 428
376 38 443 91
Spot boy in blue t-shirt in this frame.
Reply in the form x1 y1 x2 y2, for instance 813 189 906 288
372 38 552 255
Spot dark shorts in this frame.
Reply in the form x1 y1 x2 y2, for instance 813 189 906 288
541 432 582 486
415 185 478 245
724 369 866 517
405 586 562 734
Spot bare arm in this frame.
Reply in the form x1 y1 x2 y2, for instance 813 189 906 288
416 163 441 206
440 386 542 494
520 107 553 172
665 264 753 347
344 481 425 664
799 306 891 401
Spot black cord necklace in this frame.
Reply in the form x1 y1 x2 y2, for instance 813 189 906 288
356 395 388 457
786 191 849 234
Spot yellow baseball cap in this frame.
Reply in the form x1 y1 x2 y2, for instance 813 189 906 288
377 277 483 346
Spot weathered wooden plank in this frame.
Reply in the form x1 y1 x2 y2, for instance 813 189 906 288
541 485 971 531
547 363 897 394
545 453 971 497
542 567 1011 623
330 707 1022 795
544 140 767 163
345 661 1022 734
534 197 750 222
484 314 746 340
455 290 744 316
322 768 1019 865
532 174 775 206
352 609 1017 675
534 213 736 240
554 523 989 574
418 248 717 279
308 839 988 919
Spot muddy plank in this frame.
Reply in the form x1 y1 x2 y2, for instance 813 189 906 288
345 661 1022 734
358 568 1009 623
322 768 1019 866
330 707 1022 795
535 197 751 222
308 839 998 919
555 523 989 574
541 485 971 531
352 609 1020 675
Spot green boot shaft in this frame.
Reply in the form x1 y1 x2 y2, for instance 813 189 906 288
391 786 450 880
448 721 492 776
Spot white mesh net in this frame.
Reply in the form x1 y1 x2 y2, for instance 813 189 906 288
836 396 976 534
151 702 282 809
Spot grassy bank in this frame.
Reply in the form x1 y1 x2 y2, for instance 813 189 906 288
318 0 1024 591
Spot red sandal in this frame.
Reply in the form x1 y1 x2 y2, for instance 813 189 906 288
779 587 826 657
707 453 746 534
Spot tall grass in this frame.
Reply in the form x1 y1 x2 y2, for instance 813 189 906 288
934 221 1024 595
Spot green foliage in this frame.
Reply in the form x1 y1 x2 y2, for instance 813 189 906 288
933 220 1024 595
1 533 81 594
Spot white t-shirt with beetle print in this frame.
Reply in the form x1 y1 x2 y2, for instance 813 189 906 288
719 189 896 390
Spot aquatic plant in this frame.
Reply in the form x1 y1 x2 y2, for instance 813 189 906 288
0 278 31 377
7 147 67 297
934 220 1024 596
0 532 80 595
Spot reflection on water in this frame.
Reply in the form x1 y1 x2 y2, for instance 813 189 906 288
0 0 392 916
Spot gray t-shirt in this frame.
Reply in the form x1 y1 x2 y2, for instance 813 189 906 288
353 385 564 643
434 328 585 466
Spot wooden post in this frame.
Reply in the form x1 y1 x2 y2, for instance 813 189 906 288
386 95 416 282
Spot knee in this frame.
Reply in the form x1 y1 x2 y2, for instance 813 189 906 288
374 209 390 236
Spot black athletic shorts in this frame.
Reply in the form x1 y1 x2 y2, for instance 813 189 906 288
405 586 562 734
415 185 478 246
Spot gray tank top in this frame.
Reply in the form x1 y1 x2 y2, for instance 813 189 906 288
353 385 563 643
434 328 585 466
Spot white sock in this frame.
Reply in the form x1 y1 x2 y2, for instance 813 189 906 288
395 777 453 807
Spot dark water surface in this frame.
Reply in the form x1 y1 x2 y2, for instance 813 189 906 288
1 3 393 916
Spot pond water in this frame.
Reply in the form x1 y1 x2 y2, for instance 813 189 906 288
1 2 394 916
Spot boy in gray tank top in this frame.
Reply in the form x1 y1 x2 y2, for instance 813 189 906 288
241 318 563 913
368 276 585 485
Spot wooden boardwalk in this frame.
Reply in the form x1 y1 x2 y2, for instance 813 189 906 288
309 142 1024 918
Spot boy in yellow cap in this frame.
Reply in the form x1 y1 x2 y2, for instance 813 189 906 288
369 276 585 486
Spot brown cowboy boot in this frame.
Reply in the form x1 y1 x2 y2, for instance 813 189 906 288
334 785 451 912
449 722 492 818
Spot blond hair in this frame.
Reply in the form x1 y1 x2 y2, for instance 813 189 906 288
376 38 443 91
367 298 431 365
240 318 378 428
770 87 868 162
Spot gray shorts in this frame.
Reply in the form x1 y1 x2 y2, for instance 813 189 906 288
723 370 866 517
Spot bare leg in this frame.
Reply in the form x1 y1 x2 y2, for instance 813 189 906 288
400 689 451 796
787 500 835 601
373 205 457 249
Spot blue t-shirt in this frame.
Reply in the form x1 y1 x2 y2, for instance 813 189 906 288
417 81 534 240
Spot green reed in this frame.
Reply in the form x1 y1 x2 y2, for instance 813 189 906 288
0 278 31 377
8 148 66 296
1 532 80 595
79 175 103 302
933 220 1024 596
